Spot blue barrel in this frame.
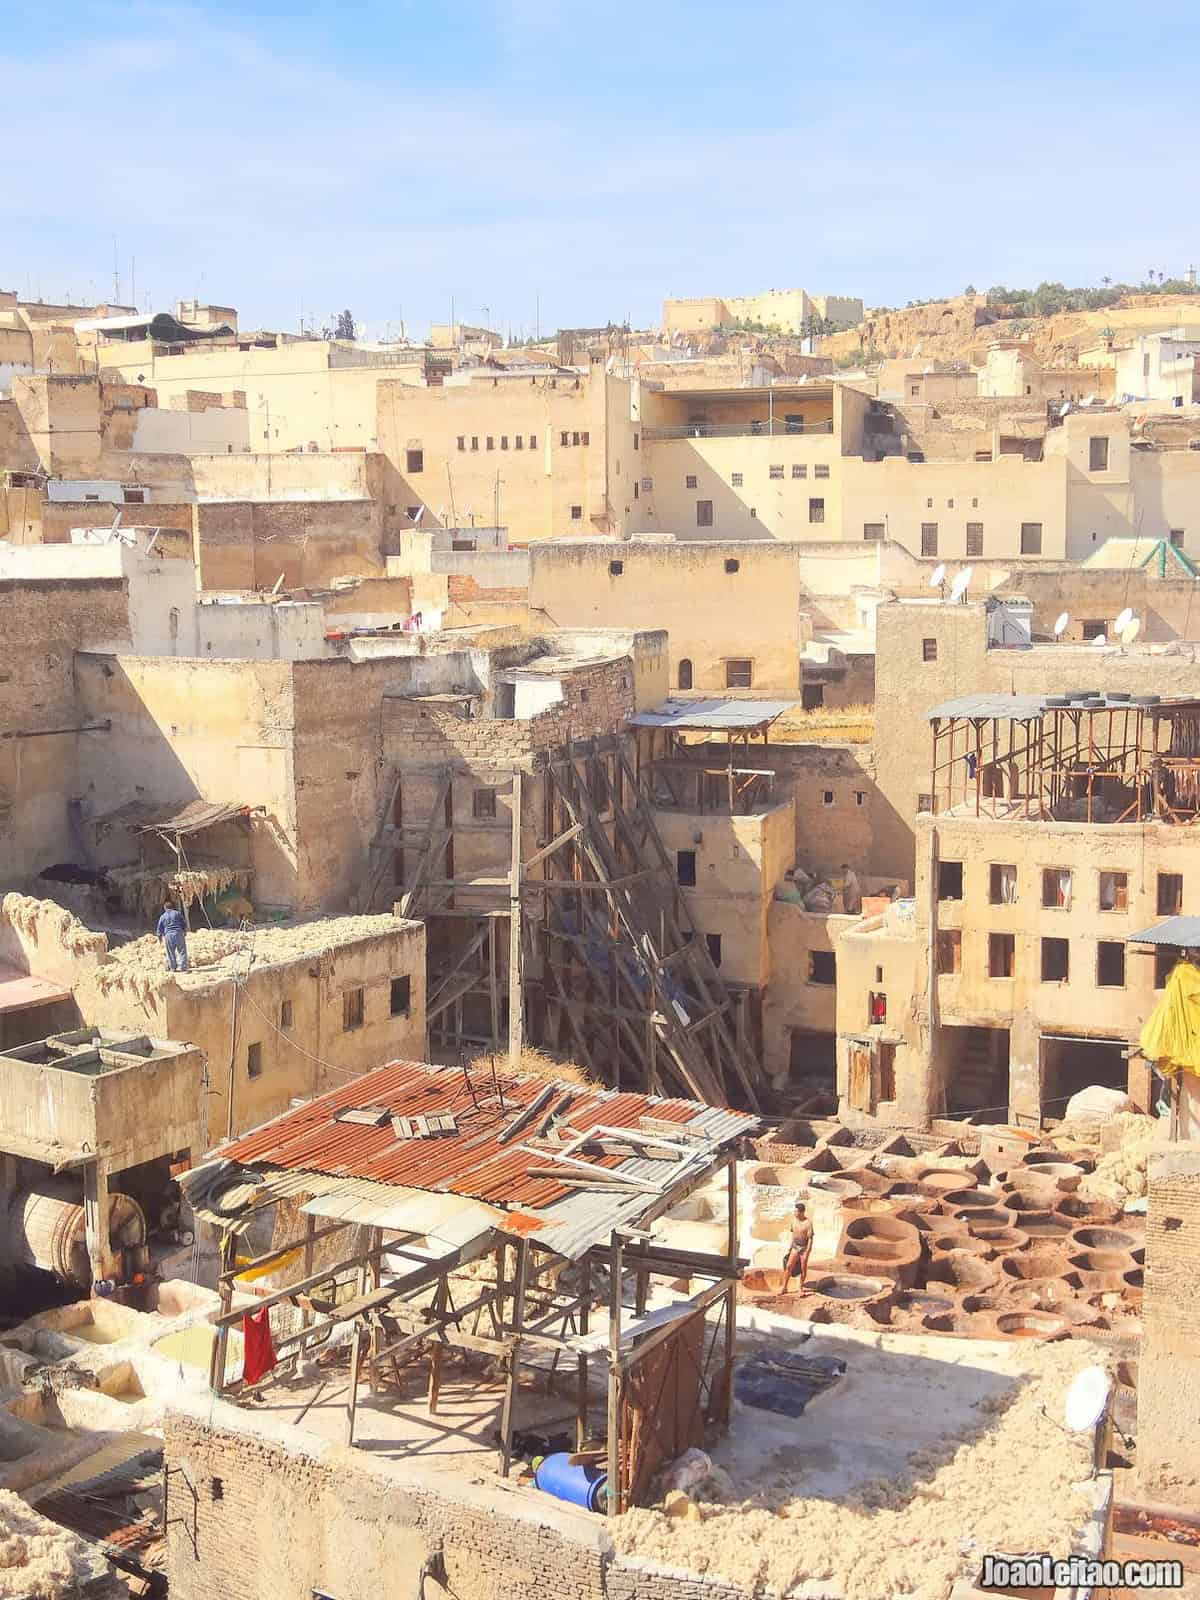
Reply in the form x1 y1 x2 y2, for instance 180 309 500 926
533 1453 608 1511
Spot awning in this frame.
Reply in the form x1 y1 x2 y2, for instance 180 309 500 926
93 799 256 835
631 698 794 732
1127 916 1200 947
0 965 71 1015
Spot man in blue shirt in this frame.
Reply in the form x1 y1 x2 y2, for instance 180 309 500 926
155 900 190 972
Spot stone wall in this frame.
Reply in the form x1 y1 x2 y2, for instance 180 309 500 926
163 1403 755 1600
1137 1140 1200 1504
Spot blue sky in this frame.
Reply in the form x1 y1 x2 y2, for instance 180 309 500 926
4 1 1198 337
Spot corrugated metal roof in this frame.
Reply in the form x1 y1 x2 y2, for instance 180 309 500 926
927 692 1200 722
192 1061 757 1260
631 698 795 732
1127 916 1200 946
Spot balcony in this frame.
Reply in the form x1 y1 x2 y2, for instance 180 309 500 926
642 418 834 440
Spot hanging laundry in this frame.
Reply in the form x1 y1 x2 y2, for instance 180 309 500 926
242 1306 277 1385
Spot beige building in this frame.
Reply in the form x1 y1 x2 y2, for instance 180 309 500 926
661 289 863 335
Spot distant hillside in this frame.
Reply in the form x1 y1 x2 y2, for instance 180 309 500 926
817 288 1200 369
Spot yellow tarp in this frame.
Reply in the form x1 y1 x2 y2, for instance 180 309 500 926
1139 959 1200 1077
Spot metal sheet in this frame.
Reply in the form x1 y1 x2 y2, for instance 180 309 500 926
1127 916 1200 946
631 697 795 732
301 1184 504 1247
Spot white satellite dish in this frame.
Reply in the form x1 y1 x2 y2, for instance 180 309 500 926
1115 606 1135 633
1120 617 1142 644
949 566 973 604
1092 632 1108 646
1063 1366 1111 1433
412 505 424 524
1053 611 1070 636
929 563 947 588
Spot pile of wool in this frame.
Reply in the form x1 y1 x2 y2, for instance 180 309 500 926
1082 1112 1158 1201
0 1490 112 1600
0 893 106 957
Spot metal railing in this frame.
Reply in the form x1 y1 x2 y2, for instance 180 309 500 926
641 419 834 440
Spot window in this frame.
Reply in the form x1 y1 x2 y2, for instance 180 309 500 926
406 448 423 473
724 558 740 574
937 860 963 900
676 850 697 887
500 435 508 449
868 991 887 1024
515 435 524 449
678 658 692 690
529 434 537 449
814 463 830 479
560 431 569 446
581 431 589 445
246 1042 263 1079
705 933 722 968
731 472 743 487
936 930 962 974
406 506 421 522
280 1000 293 1030
1020 521 1043 555
633 432 639 449
390 976 411 1017
822 789 834 806
486 436 494 450
1042 868 1073 909
725 658 753 688
1097 941 1126 987
989 863 1017 904
609 559 623 576
769 464 784 480
633 482 639 499
1171 527 1186 549
1158 873 1184 915
470 436 479 451
1088 436 1109 472
570 505 583 520
921 523 939 557
1041 937 1070 982
988 932 1015 978
802 683 825 710
809 498 825 523
917 793 934 813
473 786 497 819
1081 619 1106 640
947 499 954 509
911 384 921 397
641 476 652 491
926 499 934 509
1099 871 1128 911
696 500 714 527
809 950 836 985
863 522 884 542
966 522 984 557
456 435 465 451
922 638 938 662
686 474 698 488
750 507 757 519
123 487 146 504
343 987 365 1031
792 464 807 479
855 790 865 806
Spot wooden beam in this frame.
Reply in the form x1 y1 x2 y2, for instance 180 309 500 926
606 1235 624 1516
499 1236 529 1478
523 821 583 871
508 770 524 1067
617 1279 730 1372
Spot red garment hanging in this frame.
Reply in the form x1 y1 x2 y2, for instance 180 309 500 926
242 1306 277 1385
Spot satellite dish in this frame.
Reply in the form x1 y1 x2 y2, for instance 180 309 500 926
1053 611 1070 636
1115 606 1135 633
412 505 424 524
1092 632 1108 646
929 563 947 588
1120 617 1142 644
949 566 973 604
1063 1366 1111 1433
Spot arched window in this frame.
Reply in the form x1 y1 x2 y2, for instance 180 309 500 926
678 658 693 690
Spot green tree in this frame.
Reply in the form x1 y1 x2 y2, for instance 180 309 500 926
334 309 357 340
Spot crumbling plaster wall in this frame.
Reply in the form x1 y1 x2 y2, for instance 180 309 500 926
1138 1140 1200 1504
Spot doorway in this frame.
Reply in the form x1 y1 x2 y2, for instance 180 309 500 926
1040 1035 1128 1107
942 1024 1010 1117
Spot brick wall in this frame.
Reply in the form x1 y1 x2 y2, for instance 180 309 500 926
1136 1140 1200 1502
163 1406 756 1600
447 574 529 605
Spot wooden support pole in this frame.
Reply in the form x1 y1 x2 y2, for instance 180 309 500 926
607 1235 623 1515
499 1236 529 1477
345 1321 363 1446
508 770 524 1067
209 1232 236 1394
724 1154 738 1425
